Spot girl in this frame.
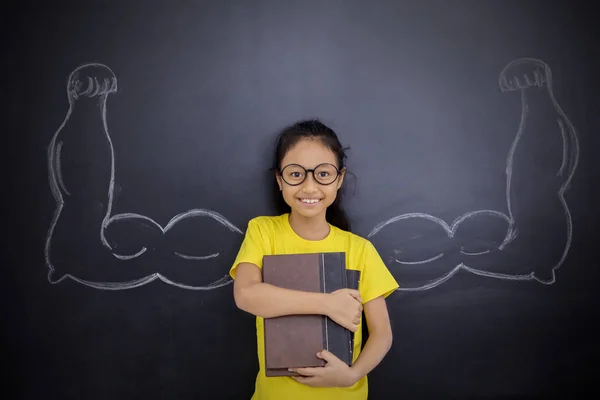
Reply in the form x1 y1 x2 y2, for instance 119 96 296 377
230 119 399 400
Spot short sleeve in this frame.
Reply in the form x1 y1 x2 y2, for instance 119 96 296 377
229 218 271 279
360 241 399 304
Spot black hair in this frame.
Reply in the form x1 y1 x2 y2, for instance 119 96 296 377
270 119 352 232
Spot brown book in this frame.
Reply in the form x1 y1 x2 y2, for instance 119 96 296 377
262 252 361 377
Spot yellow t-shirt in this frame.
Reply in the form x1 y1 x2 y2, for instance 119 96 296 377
230 213 399 400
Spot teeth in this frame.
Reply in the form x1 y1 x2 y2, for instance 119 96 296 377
300 199 320 204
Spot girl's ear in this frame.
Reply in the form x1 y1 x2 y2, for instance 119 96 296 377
275 171 283 191
337 168 346 190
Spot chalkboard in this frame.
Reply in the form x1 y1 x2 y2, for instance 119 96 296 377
5 0 600 399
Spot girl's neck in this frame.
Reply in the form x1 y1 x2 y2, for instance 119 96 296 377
288 211 330 241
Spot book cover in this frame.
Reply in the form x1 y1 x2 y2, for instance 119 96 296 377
262 252 361 377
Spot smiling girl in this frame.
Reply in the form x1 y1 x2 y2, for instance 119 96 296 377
230 119 399 400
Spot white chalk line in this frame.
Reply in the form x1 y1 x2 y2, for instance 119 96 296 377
174 252 220 260
396 265 463 292
47 271 232 291
113 247 147 260
460 249 490 256
55 141 70 196
394 253 444 265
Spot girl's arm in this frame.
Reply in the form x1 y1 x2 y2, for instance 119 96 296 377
233 262 363 332
349 296 394 381
233 262 328 317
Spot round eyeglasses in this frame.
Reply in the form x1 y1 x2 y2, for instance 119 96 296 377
279 163 341 186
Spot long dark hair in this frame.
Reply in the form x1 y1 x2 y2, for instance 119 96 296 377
269 119 352 232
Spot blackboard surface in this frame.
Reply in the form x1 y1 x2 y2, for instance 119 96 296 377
4 1 600 399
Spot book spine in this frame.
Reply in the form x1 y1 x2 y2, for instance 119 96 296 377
346 269 361 364
320 254 328 359
321 252 352 365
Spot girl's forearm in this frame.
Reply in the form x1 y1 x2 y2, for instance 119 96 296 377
235 281 330 318
349 330 393 382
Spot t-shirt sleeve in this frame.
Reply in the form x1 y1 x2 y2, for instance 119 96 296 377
360 240 399 304
229 218 270 279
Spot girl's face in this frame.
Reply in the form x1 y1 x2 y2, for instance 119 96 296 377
276 138 345 222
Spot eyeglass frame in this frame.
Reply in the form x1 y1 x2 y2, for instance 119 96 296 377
275 163 342 186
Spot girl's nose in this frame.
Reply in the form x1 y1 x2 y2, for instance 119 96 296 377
302 174 318 192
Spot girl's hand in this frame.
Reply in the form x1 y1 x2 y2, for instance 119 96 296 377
289 350 360 388
325 289 363 332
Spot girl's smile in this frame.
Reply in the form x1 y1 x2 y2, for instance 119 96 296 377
298 197 323 205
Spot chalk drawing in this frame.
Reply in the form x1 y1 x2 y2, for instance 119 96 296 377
46 58 579 292
368 58 580 291
45 63 241 290
101 209 242 260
